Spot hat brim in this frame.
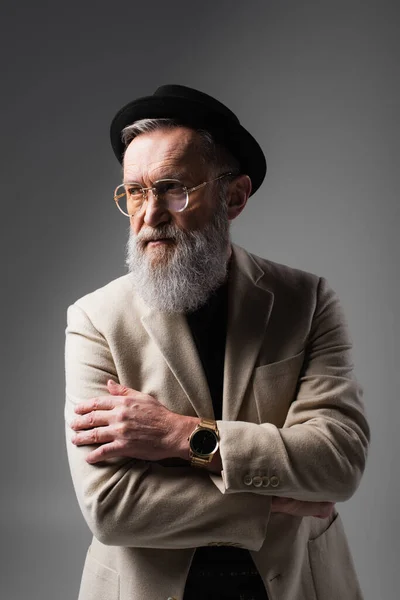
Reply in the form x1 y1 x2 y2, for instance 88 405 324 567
110 95 266 196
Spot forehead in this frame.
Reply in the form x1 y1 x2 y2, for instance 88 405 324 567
123 126 206 182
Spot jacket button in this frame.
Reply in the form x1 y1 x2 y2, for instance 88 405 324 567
270 475 280 487
262 476 270 487
253 476 262 487
244 474 253 486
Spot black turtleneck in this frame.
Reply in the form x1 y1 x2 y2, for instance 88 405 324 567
186 279 229 421
185 279 263 583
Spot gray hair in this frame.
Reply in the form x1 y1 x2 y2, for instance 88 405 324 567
121 118 240 193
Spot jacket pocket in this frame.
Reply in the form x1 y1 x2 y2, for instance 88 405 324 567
308 513 364 599
253 350 305 425
78 546 120 600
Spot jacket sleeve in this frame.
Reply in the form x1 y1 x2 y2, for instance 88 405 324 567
65 302 271 549
213 277 370 502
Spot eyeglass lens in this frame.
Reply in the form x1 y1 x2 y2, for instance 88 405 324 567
116 180 187 216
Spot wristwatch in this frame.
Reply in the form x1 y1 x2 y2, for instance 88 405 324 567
188 418 219 467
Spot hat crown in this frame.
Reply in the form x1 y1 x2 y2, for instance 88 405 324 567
109 83 266 195
153 84 240 125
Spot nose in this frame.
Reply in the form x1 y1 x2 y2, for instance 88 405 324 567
141 188 171 228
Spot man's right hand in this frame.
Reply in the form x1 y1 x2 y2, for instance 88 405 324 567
271 496 335 519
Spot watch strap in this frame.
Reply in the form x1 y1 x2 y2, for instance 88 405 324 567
199 418 218 432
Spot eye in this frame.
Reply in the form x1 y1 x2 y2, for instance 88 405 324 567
126 185 143 198
156 181 183 194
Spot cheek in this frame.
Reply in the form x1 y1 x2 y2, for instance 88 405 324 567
173 214 203 232
130 215 143 235
175 202 215 231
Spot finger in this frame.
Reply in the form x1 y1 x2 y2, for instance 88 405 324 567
86 441 126 464
292 501 335 518
107 381 152 407
314 503 335 519
71 427 114 446
271 497 335 518
107 379 137 396
75 396 119 414
70 410 113 431
290 501 320 517
270 496 287 507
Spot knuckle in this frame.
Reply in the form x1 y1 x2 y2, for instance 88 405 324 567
115 439 125 451
122 396 131 408
117 422 128 436
119 408 129 421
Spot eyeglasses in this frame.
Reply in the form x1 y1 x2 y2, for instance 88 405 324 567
113 172 233 217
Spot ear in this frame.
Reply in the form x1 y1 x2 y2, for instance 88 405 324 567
226 175 252 221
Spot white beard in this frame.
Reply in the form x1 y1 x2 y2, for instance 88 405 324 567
125 201 230 313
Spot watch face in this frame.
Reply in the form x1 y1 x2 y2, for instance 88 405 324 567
191 429 218 456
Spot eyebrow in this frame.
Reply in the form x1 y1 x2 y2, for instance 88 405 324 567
123 170 192 184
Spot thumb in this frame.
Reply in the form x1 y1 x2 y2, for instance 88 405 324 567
107 379 130 396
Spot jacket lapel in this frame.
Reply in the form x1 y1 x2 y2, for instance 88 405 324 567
139 244 274 422
141 309 214 418
223 245 274 421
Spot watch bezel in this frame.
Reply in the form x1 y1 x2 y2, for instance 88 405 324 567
189 426 219 458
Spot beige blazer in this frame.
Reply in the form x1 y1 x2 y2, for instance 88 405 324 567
65 244 370 600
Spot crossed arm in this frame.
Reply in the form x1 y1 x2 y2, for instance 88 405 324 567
69 378 335 520
65 280 369 548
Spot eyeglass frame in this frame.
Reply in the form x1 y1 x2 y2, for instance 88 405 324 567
113 172 235 217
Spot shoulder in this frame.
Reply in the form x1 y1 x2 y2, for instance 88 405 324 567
75 274 133 310
232 245 349 349
231 244 338 323
232 243 321 292
66 274 138 333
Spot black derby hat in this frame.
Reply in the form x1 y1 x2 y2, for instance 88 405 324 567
110 84 267 196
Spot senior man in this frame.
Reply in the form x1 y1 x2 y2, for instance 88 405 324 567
65 85 370 600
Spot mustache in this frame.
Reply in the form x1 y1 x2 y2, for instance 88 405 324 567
134 225 187 244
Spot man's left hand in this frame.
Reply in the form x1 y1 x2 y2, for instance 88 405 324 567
70 380 198 464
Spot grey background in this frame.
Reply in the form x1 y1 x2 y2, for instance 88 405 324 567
1 1 398 598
